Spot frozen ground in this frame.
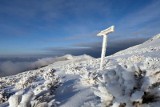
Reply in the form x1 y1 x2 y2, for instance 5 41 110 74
0 34 160 107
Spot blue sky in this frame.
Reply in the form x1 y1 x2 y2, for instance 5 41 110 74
0 0 160 57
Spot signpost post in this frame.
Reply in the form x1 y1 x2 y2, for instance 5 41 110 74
97 26 114 70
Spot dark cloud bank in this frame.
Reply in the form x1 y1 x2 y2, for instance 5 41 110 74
46 37 148 57
0 37 147 77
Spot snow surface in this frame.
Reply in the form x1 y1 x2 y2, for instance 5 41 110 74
0 34 160 107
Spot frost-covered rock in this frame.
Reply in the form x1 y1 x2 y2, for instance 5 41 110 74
9 94 20 107
8 90 58 107
18 91 34 107
93 82 113 106
92 59 160 107
80 71 99 86
43 69 56 81
15 75 36 89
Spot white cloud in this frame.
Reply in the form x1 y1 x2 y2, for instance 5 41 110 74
0 57 62 77
0 61 30 76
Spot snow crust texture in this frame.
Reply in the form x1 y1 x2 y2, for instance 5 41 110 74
0 69 60 107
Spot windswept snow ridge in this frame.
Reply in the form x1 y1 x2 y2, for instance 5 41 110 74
0 34 160 107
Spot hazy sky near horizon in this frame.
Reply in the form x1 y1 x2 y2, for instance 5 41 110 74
0 0 160 57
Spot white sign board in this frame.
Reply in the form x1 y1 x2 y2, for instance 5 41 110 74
97 25 114 36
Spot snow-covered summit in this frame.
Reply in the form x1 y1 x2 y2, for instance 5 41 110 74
0 34 160 107
148 33 160 41
111 33 160 58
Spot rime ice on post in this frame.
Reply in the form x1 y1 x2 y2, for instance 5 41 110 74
97 26 114 70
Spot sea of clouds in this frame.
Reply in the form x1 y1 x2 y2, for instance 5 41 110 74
0 57 60 77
